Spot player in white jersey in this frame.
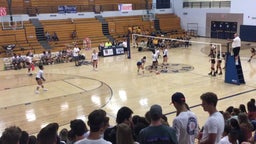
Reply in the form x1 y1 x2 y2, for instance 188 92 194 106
35 65 48 94
25 52 33 76
171 92 199 144
91 49 99 70
163 47 168 65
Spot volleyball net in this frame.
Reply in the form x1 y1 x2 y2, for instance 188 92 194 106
131 34 224 59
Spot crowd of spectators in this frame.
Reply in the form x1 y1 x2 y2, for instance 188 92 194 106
0 92 256 144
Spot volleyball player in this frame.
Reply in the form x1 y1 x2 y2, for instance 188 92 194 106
91 49 99 70
136 56 146 74
163 47 168 65
248 47 256 62
208 47 216 76
215 50 222 75
151 50 158 71
35 65 47 94
25 52 33 76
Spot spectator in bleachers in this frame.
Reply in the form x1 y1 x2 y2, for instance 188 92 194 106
18 53 26 68
238 113 254 142
137 40 147 51
105 41 112 48
229 118 245 144
45 31 51 41
76 109 111 144
116 123 139 144
218 124 231 144
247 100 256 121
19 130 29 144
138 104 178 144
239 104 247 114
104 106 133 144
52 32 59 41
69 119 89 143
171 92 199 144
0 126 22 144
59 128 70 144
98 42 105 56
71 30 77 40
199 92 224 144
37 122 59 144
132 115 149 141
40 51 47 65
12 53 21 70
28 135 37 144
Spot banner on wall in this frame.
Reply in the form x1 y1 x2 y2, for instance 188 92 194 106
0 7 7 16
118 4 132 12
58 5 77 14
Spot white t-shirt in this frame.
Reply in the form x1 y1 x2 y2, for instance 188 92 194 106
36 69 44 79
201 111 225 144
75 138 112 144
218 136 231 144
73 47 80 57
232 36 241 48
26 56 32 63
163 49 168 56
152 53 158 62
122 41 127 48
172 111 198 144
92 53 98 60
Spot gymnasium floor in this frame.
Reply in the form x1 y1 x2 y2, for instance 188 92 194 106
0 37 256 135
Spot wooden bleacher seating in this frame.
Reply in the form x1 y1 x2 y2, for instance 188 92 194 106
156 14 184 36
105 15 154 41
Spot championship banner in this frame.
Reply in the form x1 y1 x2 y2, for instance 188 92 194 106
0 7 7 16
118 4 132 12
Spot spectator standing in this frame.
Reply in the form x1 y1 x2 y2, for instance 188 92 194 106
171 92 199 144
0 126 22 144
199 92 225 144
104 106 133 144
138 104 178 144
76 109 111 144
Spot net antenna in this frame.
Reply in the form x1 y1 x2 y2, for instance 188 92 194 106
132 34 222 59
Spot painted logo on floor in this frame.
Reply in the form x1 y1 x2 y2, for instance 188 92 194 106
145 63 194 73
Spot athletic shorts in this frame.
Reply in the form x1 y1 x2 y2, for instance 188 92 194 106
137 61 142 66
233 47 240 57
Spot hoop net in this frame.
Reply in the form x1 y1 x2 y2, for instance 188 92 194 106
132 34 223 60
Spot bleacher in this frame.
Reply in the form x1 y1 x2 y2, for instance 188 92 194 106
156 14 185 38
105 15 154 40
39 18 108 52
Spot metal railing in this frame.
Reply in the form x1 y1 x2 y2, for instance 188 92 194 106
183 1 230 8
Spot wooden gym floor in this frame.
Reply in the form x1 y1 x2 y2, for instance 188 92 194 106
0 37 256 135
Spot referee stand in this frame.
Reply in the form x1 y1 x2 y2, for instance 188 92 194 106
225 42 245 85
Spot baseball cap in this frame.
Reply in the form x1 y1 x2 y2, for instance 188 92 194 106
149 104 162 117
171 92 186 104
